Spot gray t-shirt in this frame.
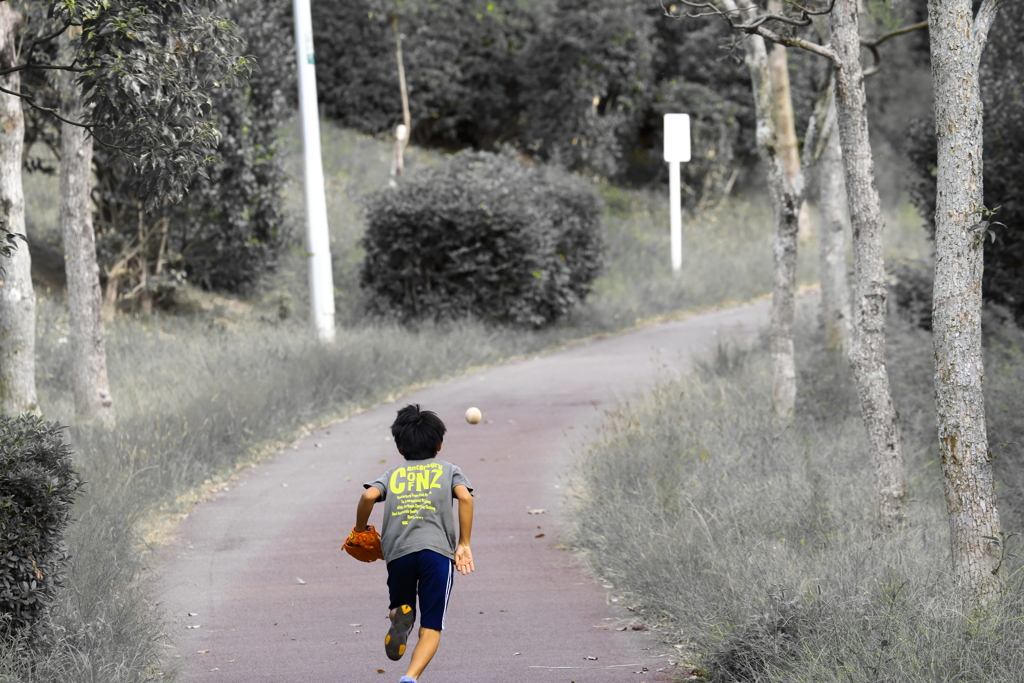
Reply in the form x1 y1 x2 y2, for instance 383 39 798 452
364 458 473 563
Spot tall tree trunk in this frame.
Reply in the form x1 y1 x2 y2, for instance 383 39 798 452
726 0 802 420
806 18 851 352
0 5 40 417
765 17 811 241
60 40 116 428
830 0 907 527
760 46 801 421
818 116 852 351
389 13 411 180
928 0 1002 608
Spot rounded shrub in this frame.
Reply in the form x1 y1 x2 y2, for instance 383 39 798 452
1 416 82 641
359 152 604 327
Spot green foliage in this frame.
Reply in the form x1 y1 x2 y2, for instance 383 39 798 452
359 151 604 327
0 416 82 641
312 0 533 149
13 1 250 203
906 0 1024 323
308 0 758 194
93 0 295 295
519 0 654 178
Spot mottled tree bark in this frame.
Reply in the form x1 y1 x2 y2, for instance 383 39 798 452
801 68 852 353
60 35 116 427
765 6 811 241
929 0 1003 608
0 5 40 417
818 116 852 351
725 0 802 420
831 0 907 527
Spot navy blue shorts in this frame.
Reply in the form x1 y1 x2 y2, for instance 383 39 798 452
386 550 454 631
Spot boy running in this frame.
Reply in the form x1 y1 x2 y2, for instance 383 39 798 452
353 404 475 683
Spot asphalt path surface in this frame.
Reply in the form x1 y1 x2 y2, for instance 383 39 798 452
157 300 770 683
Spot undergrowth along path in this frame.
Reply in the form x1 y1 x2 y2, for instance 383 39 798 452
156 300 771 682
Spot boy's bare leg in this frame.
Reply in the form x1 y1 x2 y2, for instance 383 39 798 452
405 627 440 680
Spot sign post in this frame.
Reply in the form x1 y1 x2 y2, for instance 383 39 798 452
663 114 691 274
294 0 336 343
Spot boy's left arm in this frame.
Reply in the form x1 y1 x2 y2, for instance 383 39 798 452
454 484 474 575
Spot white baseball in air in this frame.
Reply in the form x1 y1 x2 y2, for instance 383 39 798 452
465 407 482 424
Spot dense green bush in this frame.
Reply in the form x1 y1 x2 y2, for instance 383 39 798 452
360 152 604 327
0 416 82 640
906 0 1024 323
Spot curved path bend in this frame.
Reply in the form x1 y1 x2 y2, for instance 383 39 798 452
157 300 770 683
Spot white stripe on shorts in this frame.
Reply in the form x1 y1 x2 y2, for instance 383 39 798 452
441 560 454 630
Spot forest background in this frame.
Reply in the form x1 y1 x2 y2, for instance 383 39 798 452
1 0 1023 680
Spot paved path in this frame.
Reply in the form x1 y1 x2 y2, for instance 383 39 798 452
156 300 770 683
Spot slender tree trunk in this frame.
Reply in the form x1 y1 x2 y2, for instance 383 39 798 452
725 0 802 420
818 115 852 351
60 47 116 427
765 21 811 241
928 0 1002 608
0 6 40 417
390 14 411 180
831 0 907 527
759 44 801 421
805 21 851 352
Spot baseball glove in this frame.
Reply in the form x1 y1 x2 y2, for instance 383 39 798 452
343 525 384 562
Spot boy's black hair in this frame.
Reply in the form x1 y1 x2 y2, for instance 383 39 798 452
391 404 447 460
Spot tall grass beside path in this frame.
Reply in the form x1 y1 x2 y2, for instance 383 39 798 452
568 311 1024 683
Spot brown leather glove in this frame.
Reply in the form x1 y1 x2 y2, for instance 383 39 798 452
343 525 384 562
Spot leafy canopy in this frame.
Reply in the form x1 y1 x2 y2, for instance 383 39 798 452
14 0 250 203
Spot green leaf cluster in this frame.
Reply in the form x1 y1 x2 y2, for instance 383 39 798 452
0 416 82 642
359 151 604 327
92 0 295 294
14 0 252 203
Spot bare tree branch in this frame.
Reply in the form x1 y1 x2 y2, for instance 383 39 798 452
863 19 929 47
756 23 839 60
670 0 840 63
0 82 135 155
675 0 836 28
861 20 928 77
669 0 928 77
973 0 1004 49
0 62 85 77
0 81 92 129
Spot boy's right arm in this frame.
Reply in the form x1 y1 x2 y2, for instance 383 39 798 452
454 484 474 575
355 487 381 530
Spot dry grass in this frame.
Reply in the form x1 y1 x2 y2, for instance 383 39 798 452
567 309 1024 683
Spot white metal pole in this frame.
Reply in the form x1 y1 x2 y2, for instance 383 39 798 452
664 113 690 275
294 0 336 342
669 160 682 273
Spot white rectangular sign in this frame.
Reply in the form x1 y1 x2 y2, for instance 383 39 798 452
664 113 691 163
